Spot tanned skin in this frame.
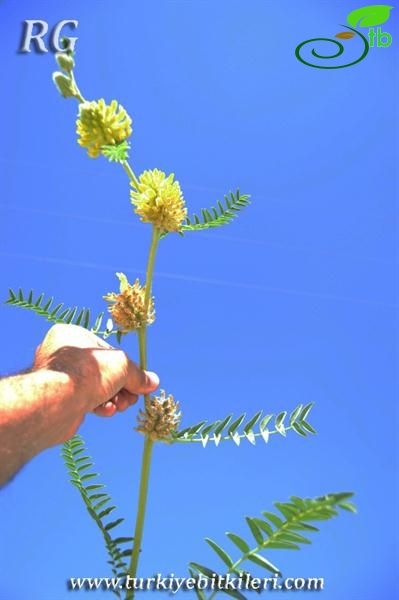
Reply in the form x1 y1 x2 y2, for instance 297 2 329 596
0 324 159 486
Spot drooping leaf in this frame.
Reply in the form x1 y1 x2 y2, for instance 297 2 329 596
62 435 129 585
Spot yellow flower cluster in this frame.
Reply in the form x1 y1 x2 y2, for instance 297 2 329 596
76 99 132 158
130 169 187 232
103 273 154 334
136 390 181 442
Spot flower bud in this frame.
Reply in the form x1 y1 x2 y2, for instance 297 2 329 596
52 72 76 99
55 52 75 73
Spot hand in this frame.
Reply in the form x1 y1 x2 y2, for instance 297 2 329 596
33 323 159 440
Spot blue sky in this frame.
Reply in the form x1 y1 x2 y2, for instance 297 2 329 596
0 1 397 599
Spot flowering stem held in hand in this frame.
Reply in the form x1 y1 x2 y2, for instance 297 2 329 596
126 226 160 598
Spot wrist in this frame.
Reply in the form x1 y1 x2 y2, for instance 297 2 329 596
0 369 75 475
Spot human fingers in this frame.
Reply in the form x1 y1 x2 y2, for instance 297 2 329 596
93 390 138 416
113 389 139 412
94 400 118 417
92 347 159 397
125 361 159 395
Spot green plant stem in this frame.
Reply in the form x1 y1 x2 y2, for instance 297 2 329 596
144 227 160 311
126 437 153 599
126 226 160 599
122 160 141 190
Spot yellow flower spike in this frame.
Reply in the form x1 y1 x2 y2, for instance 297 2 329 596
76 99 132 158
130 168 187 233
103 273 155 334
136 390 181 442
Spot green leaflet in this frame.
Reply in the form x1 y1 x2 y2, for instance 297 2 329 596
205 539 234 569
190 492 356 598
226 533 250 554
4 288 116 339
172 403 316 446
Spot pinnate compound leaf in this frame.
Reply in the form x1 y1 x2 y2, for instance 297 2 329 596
192 492 355 591
178 190 250 234
173 403 316 446
62 435 128 579
5 288 113 338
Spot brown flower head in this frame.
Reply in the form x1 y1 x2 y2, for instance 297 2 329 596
136 390 181 442
103 273 154 334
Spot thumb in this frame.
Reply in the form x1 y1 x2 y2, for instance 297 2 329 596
125 360 160 395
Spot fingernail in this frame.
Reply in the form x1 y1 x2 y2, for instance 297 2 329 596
145 370 160 388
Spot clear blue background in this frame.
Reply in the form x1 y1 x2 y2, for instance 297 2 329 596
0 1 397 599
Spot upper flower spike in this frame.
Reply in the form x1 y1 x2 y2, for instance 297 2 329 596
76 99 132 158
130 169 187 233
